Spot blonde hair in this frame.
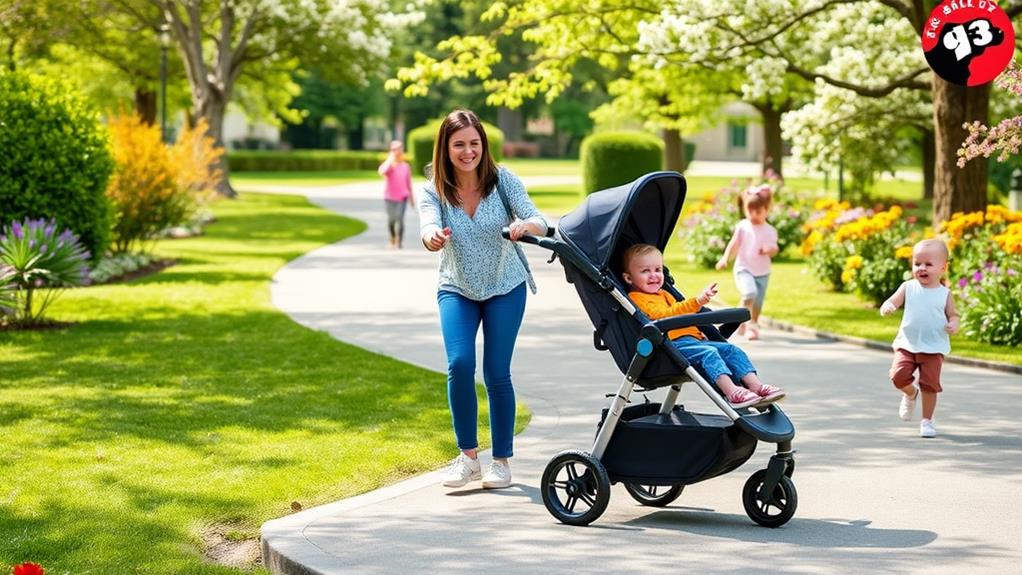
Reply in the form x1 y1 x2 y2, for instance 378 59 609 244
622 243 662 270
914 238 949 261
742 184 773 213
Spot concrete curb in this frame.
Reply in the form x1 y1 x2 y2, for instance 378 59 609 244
759 316 1022 375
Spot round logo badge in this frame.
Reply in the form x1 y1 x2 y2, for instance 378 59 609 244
921 0 1015 86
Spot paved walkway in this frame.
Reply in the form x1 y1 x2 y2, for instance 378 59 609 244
260 178 1020 574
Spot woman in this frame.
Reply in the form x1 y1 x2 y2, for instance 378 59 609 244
378 140 415 248
418 109 548 489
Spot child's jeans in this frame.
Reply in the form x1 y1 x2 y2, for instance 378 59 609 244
437 282 526 458
672 336 757 384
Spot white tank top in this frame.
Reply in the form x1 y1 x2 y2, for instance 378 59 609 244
893 280 950 355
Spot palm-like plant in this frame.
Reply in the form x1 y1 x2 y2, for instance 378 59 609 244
0 219 91 326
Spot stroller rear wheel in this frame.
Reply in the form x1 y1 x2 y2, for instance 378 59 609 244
742 469 797 528
541 450 611 526
623 483 684 507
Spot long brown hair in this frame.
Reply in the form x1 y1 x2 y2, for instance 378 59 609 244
431 109 498 206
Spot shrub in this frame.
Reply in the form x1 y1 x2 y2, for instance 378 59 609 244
941 205 1022 281
0 265 16 318
0 218 90 326
106 113 195 253
956 263 1022 346
832 206 918 305
407 119 505 179
581 131 663 194
0 71 114 260
170 118 223 208
226 149 387 172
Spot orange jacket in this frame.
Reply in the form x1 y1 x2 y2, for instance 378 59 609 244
628 289 706 341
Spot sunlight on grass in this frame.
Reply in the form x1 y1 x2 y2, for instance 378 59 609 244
0 193 531 573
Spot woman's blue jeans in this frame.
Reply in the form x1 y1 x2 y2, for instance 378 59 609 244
437 283 526 458
672 336 756 385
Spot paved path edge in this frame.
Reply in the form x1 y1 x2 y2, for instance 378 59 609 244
760 316 1022 375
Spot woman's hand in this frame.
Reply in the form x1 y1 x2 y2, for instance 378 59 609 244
715 258 727 271
508 220 541 241
424 227 451 251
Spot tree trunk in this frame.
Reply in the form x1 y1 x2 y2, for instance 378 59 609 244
932 78 988 224
757 105 784 178
663 128 684 172
198 95 237 198
921 128 935 200
135 88 157 125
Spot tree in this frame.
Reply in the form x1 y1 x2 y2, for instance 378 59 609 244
137 0 421 196
639 0 1021 222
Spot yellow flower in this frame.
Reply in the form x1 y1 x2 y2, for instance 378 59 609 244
895 246 914 259
844 255 864 270
841 269 855 284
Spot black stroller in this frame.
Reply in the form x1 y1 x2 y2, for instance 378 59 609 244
508 171 797 527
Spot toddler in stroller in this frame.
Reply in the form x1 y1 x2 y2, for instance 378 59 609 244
622 243 786 409
507 171 797 528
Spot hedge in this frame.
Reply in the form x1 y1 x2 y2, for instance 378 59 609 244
0 71 114 260
581 132 664 195
227 150 388 172
407 119 504 179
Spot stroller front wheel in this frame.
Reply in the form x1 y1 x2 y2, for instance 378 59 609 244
742 469 798 528
541 450 611 526
623 483 685 507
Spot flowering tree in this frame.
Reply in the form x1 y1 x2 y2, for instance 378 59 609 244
958 63 1022 167
135 0 423 196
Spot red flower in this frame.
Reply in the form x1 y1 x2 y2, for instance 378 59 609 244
13 563 45 575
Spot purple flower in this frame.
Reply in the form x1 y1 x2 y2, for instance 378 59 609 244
973 270 983 282
958 277 969 288
1008 269 1018 276
12 221 23 239
984 261 995 270
40 244 48 254
44 221 55 237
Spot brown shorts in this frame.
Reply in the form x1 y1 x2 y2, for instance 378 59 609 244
889 348 944 393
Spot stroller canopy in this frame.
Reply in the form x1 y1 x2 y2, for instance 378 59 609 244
558 171 687 273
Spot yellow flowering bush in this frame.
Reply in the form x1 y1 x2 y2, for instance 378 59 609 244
941 206 1022 281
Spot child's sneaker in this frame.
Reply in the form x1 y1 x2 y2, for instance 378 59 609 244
920 418 937 438
441 453 481 487
482 459 512 489
899 386 919 421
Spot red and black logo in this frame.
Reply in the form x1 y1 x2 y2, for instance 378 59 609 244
922 0 1015 86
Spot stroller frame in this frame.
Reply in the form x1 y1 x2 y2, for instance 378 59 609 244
509 171 797 527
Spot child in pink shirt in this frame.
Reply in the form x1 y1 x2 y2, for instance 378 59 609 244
716 184 779 340
378 140 415 248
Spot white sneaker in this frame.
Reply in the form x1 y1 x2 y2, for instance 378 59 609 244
899 387 919 421
920 419 937 438
441 454 481 488
482 459 512 489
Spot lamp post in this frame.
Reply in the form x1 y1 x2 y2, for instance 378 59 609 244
159 23 170 143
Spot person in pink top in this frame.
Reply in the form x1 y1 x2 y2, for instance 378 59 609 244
715 184 779 340
378 140 415 248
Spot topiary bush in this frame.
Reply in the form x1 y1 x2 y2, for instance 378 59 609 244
581 131 663 195
407 119 504 179
0 71 114 260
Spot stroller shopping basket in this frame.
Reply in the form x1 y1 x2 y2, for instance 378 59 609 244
598 402 757 485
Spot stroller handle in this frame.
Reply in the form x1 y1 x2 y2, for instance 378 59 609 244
653 308 751 333
501 225 557 245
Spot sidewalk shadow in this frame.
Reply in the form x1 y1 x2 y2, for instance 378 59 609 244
446 483 543 505
628 511 938 549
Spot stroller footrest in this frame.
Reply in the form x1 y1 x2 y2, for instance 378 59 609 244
734 405 795 443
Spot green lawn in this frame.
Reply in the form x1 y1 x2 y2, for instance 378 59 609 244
230 170 380 188
0 192 529 574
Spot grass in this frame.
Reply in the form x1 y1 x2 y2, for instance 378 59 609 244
230 170 380 188
0 192 530 574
